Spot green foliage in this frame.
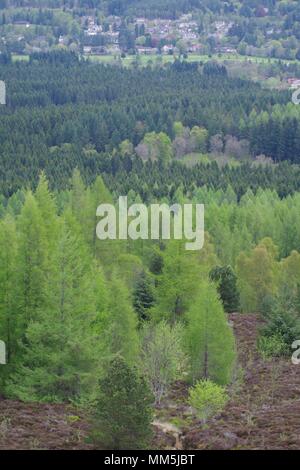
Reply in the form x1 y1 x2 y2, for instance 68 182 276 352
133 272 155 323
91 356 154 450
210 266 240 313
105 274 140 366
257 335 289 360
185 280 236 385
188 379 228 423
152 240 200 323
236 238 278 313
140 321 187 403
138 132 173 164
1 58 298 196
1 16 300 446
190 126 209 153
6 216 100 402
16 190 51 328
203 62 227 77
2 167 300 410
260 294 277 319
0 174 137 401
257 311 300 359
148 249 164 275
0 215 18 384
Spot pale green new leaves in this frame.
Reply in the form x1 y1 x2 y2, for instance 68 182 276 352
185 280 236 385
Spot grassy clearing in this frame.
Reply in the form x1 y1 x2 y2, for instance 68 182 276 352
84 52 297 67
11 52 296 67
11 54 30 62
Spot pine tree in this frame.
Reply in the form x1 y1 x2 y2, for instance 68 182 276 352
185 280 236 385
149 249 164 275
91 356 153 450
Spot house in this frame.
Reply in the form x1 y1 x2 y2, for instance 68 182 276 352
103 32 119 44
108 45 121 55
58 35 68 45
215 46 237 54
136 18 147 25
188 44 203 53
287 78 300 89
90 46 107 55
13 21 31 28
162 45 174 54
136 46 158 55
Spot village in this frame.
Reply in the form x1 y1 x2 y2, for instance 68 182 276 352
81 14 212 56
1 9 300 93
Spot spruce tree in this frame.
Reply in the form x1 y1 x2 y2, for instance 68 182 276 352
210 266 240 313
133 272 155 322
149 249 164 275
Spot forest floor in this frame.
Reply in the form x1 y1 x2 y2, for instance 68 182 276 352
0 313 300 450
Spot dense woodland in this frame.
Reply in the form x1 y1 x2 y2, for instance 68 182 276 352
1 52 300 196
1 0 300 60
1 49 300 449
1 169 300 447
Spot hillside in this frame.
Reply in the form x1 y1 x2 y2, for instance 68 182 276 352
1 55 300 197
1 313 299 450
1 2 300 455
1 1 300 60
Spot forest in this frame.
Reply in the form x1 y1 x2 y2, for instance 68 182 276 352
1 52 300 197
1 49 300 451
1 168 300 449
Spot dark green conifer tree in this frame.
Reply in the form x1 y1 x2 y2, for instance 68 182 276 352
210 266 240 313
91 357 154 450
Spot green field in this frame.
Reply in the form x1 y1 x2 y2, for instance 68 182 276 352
11 52 297 67
84 52 298 67
11 54 30 62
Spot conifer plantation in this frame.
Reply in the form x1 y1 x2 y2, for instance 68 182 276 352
1 164 300 449
1 27 300 451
